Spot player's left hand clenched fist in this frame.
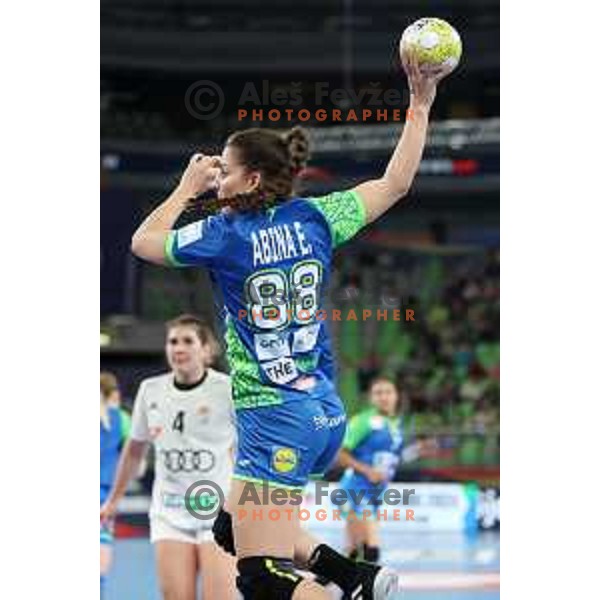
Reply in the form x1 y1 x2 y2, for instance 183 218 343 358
179 154 222 197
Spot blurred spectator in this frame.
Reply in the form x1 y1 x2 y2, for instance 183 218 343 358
333 247 500 466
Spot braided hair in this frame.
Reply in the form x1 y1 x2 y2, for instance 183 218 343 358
190 126 311 217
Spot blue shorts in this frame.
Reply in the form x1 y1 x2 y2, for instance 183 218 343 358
339 472 386 519
234 394 346 489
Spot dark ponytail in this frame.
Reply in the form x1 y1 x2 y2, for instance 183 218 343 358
283 126 311 175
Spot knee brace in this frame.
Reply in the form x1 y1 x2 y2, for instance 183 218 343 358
236 556 304 600
363 544 380 564
212 508 236 556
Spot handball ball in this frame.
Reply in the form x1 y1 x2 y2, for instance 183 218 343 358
400 18 462 77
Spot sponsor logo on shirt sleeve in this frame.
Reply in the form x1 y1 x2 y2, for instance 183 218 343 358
177 221 204 247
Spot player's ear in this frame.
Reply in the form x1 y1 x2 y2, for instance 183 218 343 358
245 170 262 193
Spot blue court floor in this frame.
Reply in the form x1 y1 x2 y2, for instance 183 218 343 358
107 530 499 599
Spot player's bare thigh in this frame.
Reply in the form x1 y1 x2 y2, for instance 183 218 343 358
228 478 301 558
155 540 198 600
197 541 236 600
228 479 330 600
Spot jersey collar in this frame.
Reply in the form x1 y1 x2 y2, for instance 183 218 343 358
172 369 209 391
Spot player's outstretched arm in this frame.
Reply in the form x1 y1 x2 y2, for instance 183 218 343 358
354 52 445 224
131 154 221 264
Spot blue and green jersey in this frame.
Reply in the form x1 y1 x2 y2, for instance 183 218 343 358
165 190 367 410
341 407 404 489
100 407 129 503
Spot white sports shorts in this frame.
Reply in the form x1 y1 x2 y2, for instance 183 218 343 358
150 516 214 545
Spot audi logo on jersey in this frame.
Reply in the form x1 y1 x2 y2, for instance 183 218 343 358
160 449 216 473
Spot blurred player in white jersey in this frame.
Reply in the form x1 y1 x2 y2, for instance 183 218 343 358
101 314 237 600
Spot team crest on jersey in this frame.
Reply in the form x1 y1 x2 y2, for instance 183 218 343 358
370 415 386 430
197 404 210 424
149 426 164 440
271 447 299 474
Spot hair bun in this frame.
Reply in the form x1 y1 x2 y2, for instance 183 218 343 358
283 126 311 174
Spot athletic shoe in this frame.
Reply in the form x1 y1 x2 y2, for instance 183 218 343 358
342 563 401 600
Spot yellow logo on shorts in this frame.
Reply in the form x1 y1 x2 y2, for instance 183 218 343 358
272 447 298 474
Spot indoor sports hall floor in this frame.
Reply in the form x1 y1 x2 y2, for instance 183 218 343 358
106 529 500 599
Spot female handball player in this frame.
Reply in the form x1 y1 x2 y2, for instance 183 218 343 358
100 316 237 600
130 53 444 600
338 376 411 565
